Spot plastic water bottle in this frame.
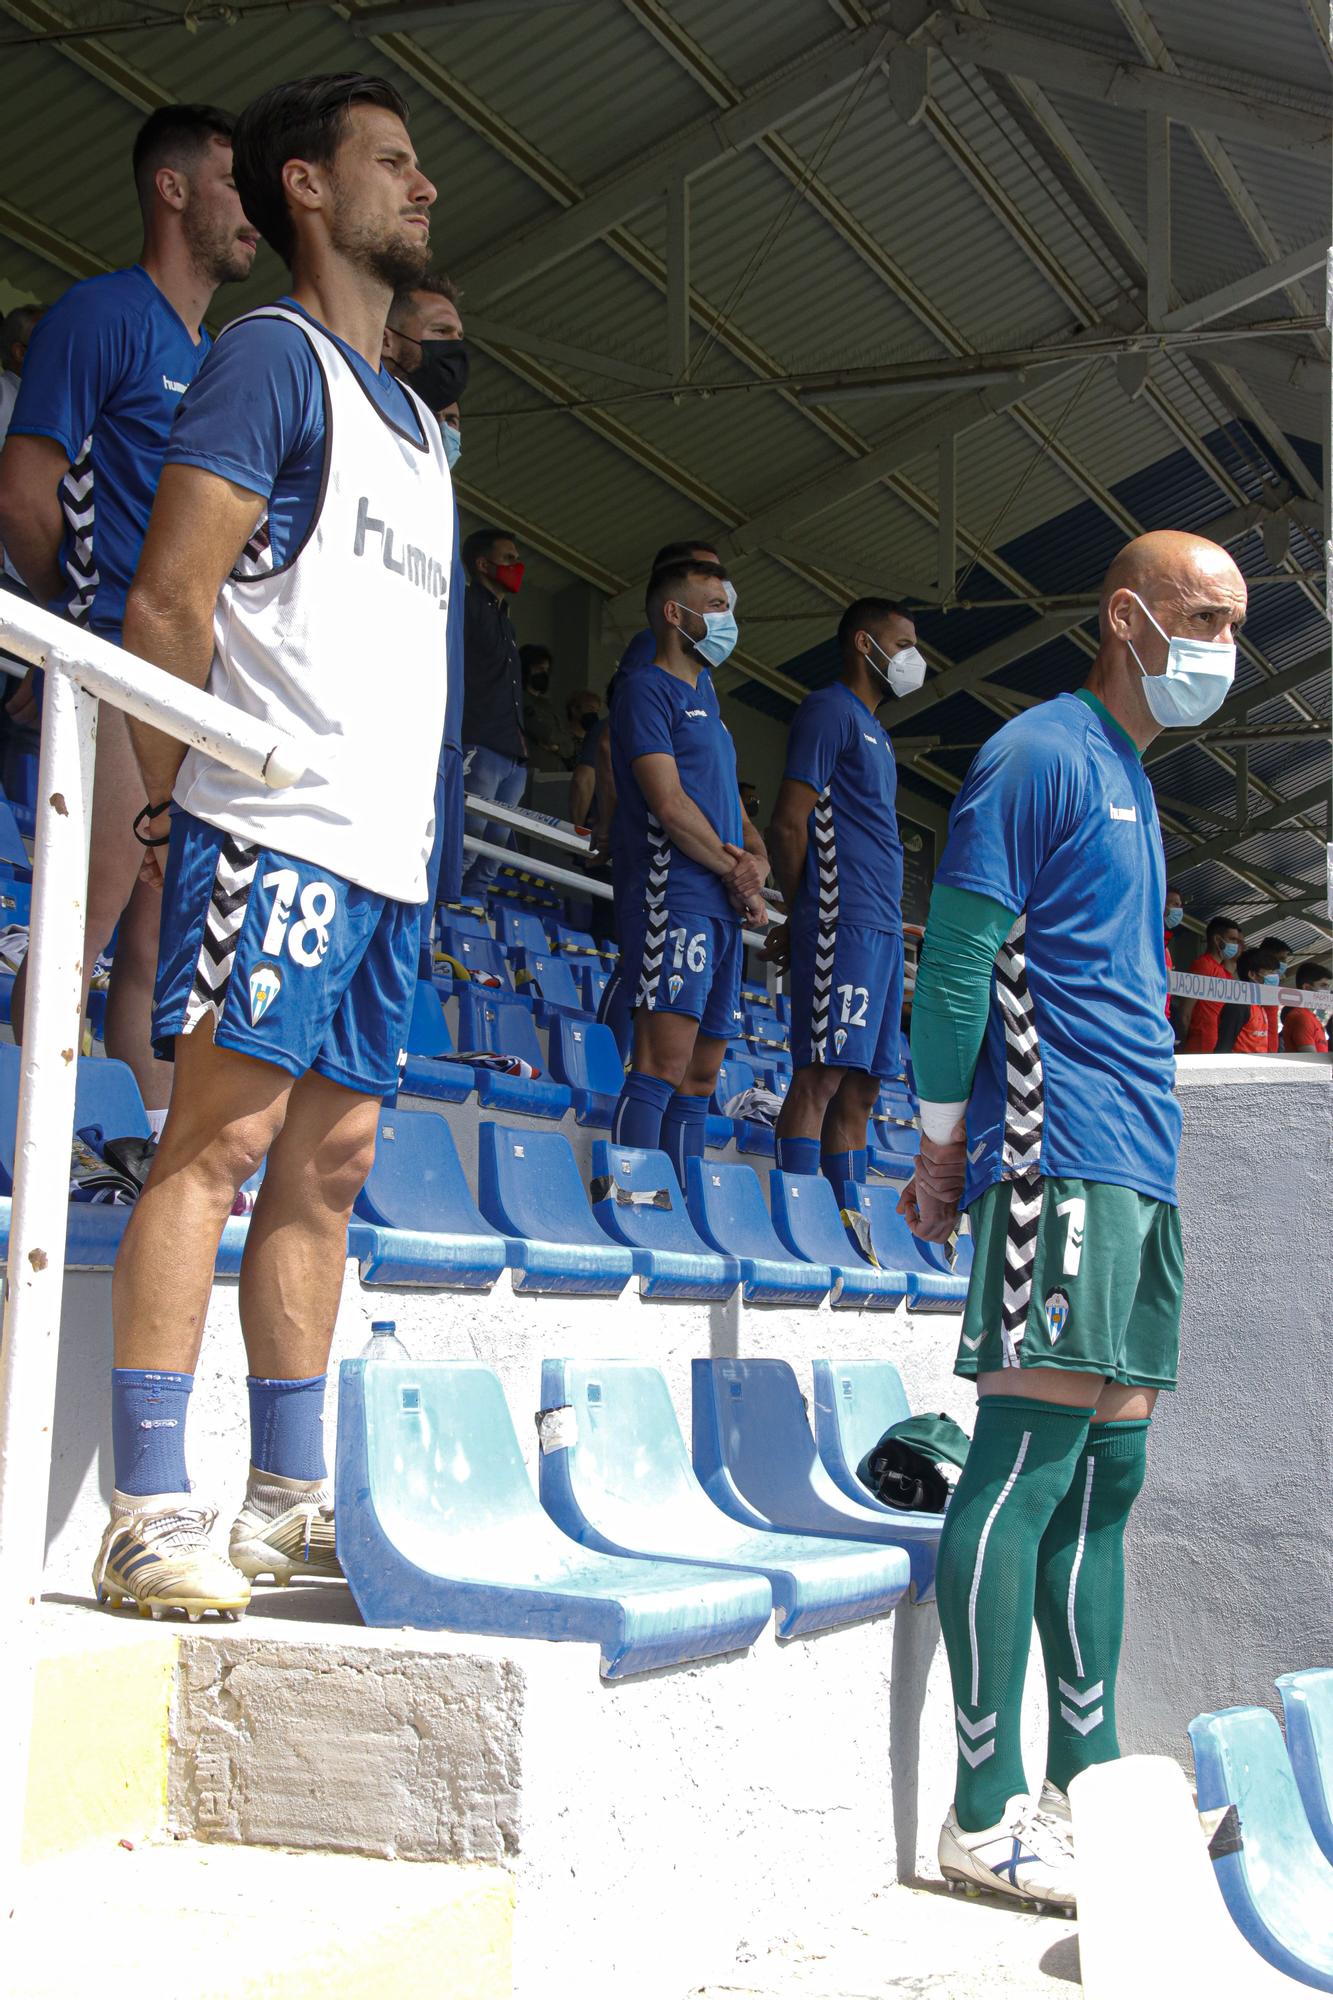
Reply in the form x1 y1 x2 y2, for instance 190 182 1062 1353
360 1319 411 1362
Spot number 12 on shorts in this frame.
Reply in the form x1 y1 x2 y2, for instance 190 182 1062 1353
261 868 338 967
836 983 869 1026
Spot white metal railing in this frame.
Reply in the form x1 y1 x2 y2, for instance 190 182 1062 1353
0 593 312 1898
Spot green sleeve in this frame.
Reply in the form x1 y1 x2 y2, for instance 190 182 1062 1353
910 881 1017 1105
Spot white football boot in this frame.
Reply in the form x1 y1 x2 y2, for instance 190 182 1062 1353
939 1793 1076 1912
94 1491 250 1621
229 1467 342 1585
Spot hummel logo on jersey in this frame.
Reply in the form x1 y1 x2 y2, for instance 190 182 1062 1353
1109 803 1137 822
863 732 877 744
161 375 188 394
353 497 447 608
684 708 707 719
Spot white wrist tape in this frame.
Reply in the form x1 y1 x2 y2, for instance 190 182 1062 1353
918 1099 968 1145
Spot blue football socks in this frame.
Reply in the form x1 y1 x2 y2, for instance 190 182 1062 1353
111 1368 193 1496
661 1091 709 1191
821 1147 865 1191
776 1135 821 1176
611 1069 676 1151
247 1374 328 1482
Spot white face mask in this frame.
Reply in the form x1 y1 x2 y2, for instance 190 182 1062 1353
1125 590 1236 728
866 633 927 697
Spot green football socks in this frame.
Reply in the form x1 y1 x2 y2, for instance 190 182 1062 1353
1034 1418 1151 1794
936 1395 1095 1831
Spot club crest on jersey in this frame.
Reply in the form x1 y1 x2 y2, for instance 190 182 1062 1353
248 961 283 1026
1044 1289 1071 1344
667 973 684 1002
834 1027 848 1054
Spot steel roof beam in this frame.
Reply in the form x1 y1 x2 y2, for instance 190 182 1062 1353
928 15 1330 155
1159 241 1329 334
1164 782 1330 872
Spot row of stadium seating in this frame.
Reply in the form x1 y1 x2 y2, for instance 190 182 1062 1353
337 1354 941 1677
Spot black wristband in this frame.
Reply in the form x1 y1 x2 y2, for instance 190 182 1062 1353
133 802 172 849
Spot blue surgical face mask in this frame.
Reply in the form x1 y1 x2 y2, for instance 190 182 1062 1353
1221 940 1240 961
1126 590 1236 727
1165 903 1183 929
1263 972 1280 986
443 424 461 470
678 603 739 669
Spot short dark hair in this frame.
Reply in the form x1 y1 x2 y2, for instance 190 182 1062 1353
566 689 598 722
463 525 515 576
650 537 720 572
233 73 409 268
0 303 41 358
132 104 234 209
837 596 910 656
1292 959 1331 988
1260 935 1289 955
388 268 461 331
1206 914 1240 940
1237 946 1280 981
519 644 552 679
645 559 729 624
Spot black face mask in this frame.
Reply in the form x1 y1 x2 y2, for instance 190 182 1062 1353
579 711 600 734
404 337 470 412
528 672 550 695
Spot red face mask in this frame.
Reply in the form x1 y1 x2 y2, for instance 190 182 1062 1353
490 560 525 596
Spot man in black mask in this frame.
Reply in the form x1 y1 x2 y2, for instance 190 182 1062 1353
383 269 469 418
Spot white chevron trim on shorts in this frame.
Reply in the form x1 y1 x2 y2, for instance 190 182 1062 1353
967 1430 1031 1707
809 788 838 1062
182 834 259 1035
634 813 670 1009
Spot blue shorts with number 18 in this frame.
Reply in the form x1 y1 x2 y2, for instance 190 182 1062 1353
152 810 420 1098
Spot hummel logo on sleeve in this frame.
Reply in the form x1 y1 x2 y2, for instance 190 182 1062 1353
162 375 188 395
684 708 707 719
1108 803 1137 822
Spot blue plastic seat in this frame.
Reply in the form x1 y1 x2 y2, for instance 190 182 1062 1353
0 1191 250 1275
1278 1669 1333 1870
590 1139 739 1301
1189 1703 1333 1990
691 1357 941 1600
0 791 29 871
550 922 601 958
768 1171 907 1309
843 1181 968 1310
546 1017 624 1127
0 1045 149 1194
539 1360 909 1637
455 990 571 1120
510 950 589 1027
437 905 491 940
873 1122 920 1162
399 982 474 1103
810 1359 916 1511
575 962 610 1014
477 1122 631 1295
713 1055 768 1153
336 1359 772 1677
493 907 550 955
686 1159 828 1306
437 926 518 996
352 1107 506 1290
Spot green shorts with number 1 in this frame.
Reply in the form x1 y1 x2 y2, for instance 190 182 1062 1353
956 1175 1183 1391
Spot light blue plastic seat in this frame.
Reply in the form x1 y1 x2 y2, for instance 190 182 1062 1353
691 1357 941 1599
1189 1703 1333 1990
843 1180 968 1310
810 1358 916 1511
546 1016 623 1127
438 926 519 996
352 1107 506 1290
686 1158 829 1306
1278 1669 1333 1869
590 1139 739 1301
455 990 571 1120
768 1171 907 1310
511 949 589 1027
477 1121 631 1296
494 907 550 955
399 982 473 1104
336 1359 772 1677
539 1359 908 1636
0 1045 149 1194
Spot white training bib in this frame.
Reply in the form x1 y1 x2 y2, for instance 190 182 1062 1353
174 307 454 903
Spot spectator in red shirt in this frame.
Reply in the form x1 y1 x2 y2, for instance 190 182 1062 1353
1177 913 1243 1053
1282 959 1331 1055
1218 946 1281 1054
1163 883 1184 1023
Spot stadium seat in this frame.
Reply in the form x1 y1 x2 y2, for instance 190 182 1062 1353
493 907 550 955
0 1192 251 1277
538 1359 909 1637
336 1359 772 1677
768 1171 908 1310
713 1055 776 1156
550 922 601 958
398 983 474 1104
1073 1755 1315 2000
1278 1669 1333 1869
437 905 491 940
351 1108 506 1290
0 1045 148 1194
809 1359 915 1510
589 1139 739 1301
842 1181 968 1309
1189 1703 1333 1990
691 1357 941 1600
685 1158 829 1306
455 990 571 1120
437 926 519 995
477 1122 631 1296
872 1122 920 1162
575 962 610 1015
546 1017 624 1127
510 950 589 1026
0 791 30 871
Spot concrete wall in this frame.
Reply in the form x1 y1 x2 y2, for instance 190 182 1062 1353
1119 1052 1333 1757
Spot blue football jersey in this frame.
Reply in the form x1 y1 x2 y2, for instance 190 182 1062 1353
10 266 210 638
935 690 1180 1207
610 660 742 922
784 679 903 931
